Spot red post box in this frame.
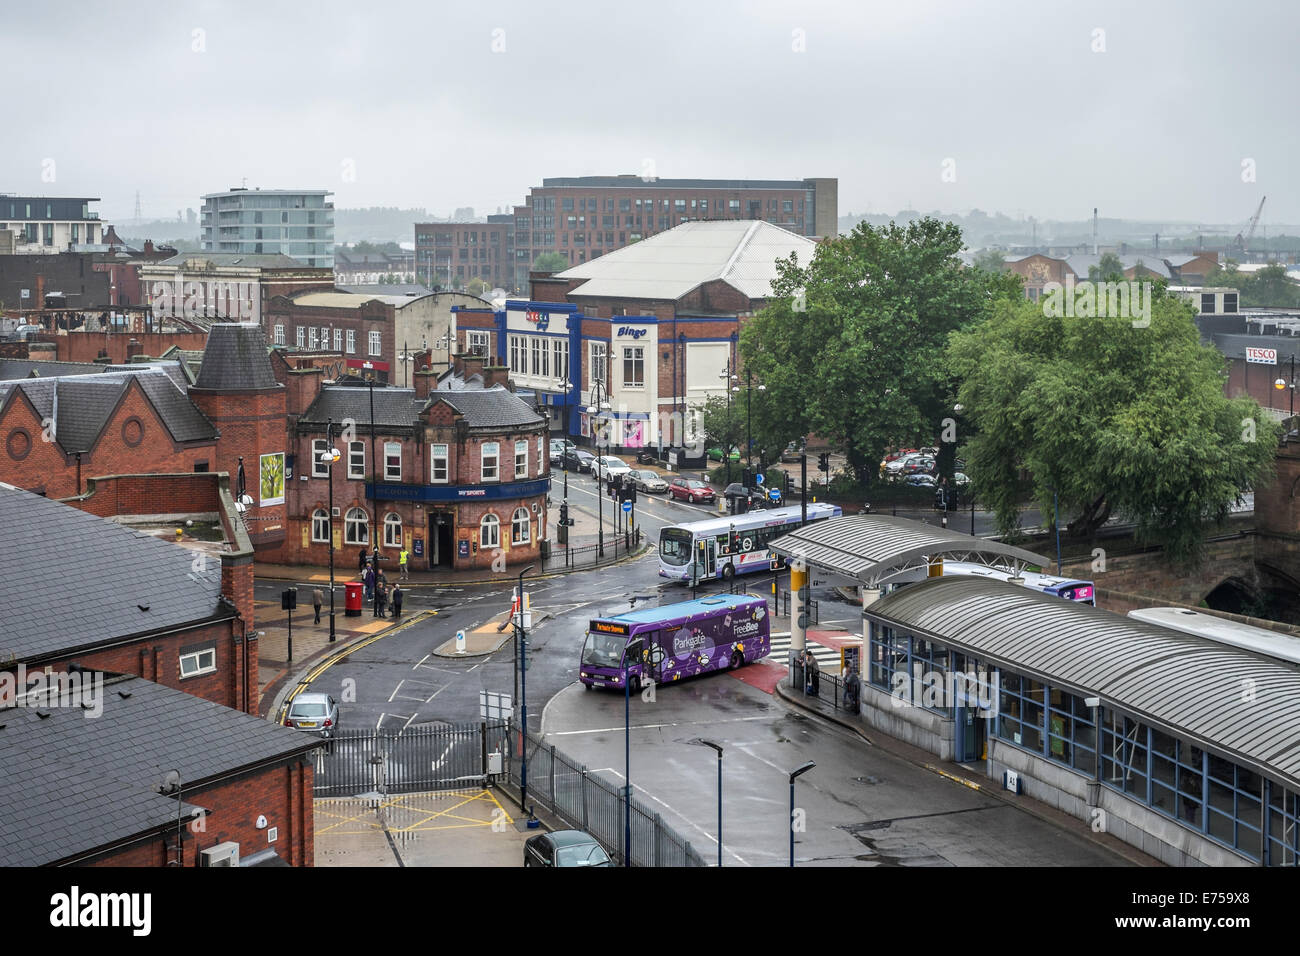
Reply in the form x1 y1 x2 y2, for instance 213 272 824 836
344 581 363 617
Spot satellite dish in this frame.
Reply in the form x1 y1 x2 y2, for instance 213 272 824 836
155 769 181 794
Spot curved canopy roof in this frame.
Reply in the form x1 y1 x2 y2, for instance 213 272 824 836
768 514 1047 586
868 576 1300 789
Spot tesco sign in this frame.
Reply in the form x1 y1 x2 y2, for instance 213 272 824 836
1246 347 1277 365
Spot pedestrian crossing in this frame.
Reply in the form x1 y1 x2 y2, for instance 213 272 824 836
767 632 845 671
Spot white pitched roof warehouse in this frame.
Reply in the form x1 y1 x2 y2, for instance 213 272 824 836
556 220 819 302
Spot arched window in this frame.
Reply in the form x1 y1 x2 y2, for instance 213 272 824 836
384 512 402 548
479 513 500 549
311 508 330 543
512 507 530 544
345 507 369 545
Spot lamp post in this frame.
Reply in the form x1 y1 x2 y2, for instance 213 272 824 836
588 378 611 557
735 369 766 488
1275 355 1296 417
367 376 377 535
517 564 535 815
720 362 737 486
789 760 815 867
560 374 572 501
691 739 724 867
623 639 632 867
321 420 342 642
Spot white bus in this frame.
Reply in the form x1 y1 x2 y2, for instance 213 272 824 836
1127 607 1300 666
658 503 841 583
889 560 1096 605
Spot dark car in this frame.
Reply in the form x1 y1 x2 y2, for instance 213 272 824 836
523 829 612 867
669 476 715 503
635 449 660 465
903 473 937 487
558 449 595 472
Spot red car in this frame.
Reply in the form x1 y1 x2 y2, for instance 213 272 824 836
669 477 715 503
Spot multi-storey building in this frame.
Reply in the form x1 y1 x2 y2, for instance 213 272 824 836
201 188 335 268
502 175 837 290
414 214 515 291
0 195 108 253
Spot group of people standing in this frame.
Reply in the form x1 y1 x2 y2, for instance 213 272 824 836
358 548 404 618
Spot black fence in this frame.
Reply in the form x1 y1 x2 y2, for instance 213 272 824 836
777 590 820 625
505 731 707 867
541 528 645 572
791 663 862 715
312 720 511 797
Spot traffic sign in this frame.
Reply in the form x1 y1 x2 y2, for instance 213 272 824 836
755 473 765 485
769 488 782 501
621 500 632 513
456 629 466 654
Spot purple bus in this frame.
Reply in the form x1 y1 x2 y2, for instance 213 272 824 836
579 594 771 691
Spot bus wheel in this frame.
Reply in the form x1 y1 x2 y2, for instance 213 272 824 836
722 564 735 583
584 683 593 691
731 651 744 670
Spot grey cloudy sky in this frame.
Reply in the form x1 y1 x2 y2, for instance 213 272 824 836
4 0 1296 226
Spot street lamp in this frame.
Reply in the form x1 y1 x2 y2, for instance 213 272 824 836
559 374 572 501
1275 355 1296 417
517 564 535 816
623 635 633 867
720 363 737 486
321 420 342 643
788 760 815 867
736 369 767 489
690 739 724 867
588 378 611 556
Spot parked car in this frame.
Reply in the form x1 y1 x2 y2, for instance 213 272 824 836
593 455 632 482
669 476 715 504
780 441 805 463
557 449 595 472
283 693 339 740
884 453 926 477
634 449 660 465
627 468 668 493
707 445 741 462
903 473 937 487
523 829 612 868
549 438 576 460
902 456 936 476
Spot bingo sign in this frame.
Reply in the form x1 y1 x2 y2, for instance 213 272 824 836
1246 347 1277 365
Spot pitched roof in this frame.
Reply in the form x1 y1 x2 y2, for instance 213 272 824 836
0 484 227 661
0 359 113 381
290 291 430 309
299 384 542 430
155 252 305 269
0 676 317 866
192 323 280 390
555 219 818 302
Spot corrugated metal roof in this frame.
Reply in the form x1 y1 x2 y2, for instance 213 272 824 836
768 514 1048 585
868 576 1300 788
556 220 817 302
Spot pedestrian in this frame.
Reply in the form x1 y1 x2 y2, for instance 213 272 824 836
363 564 375 601
358 549 368 574
399 547 410 580
372 545 381 571
805 650 820 695
312 587 324 624
373 580 386 618
391 583 403 617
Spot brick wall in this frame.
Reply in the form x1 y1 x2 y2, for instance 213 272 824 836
52 331 208 364
1062 535 1258 610
87 757 314 867
0 378 217 498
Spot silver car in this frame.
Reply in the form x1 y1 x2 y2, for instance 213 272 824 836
284 692 339 739
627 468 668 493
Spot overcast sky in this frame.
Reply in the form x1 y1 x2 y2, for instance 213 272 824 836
3 0 1296 227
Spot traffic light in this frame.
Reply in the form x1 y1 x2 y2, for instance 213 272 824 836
559 502 574 527
818 453 830 471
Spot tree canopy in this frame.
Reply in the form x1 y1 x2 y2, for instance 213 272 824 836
946 290 1279 562
738 216 1020 483
532 252 569 273
1204 262 1300 308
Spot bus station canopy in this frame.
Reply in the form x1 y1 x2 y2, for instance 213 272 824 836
768 514 1048 588
868 575 1300 789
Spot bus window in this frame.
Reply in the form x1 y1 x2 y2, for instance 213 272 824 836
582 631 627 668
623 640 644 670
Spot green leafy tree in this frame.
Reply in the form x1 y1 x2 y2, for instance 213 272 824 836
695 394 743 462
740 217 1020 485
532 252 569 273
972 248 1006 273
466 277 490 298
1088 252 1126 282
947 291 1279 563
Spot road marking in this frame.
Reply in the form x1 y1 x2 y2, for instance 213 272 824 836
548 715 770 736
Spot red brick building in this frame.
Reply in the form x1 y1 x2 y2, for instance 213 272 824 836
0 675 315 867
263 353 549 571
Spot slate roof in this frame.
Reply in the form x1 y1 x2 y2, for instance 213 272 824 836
299 384 542 430
192 323 280 390
0 676 317 866
0 366 218 451
0 484 226 661
0 359 113 381
155 252 305 269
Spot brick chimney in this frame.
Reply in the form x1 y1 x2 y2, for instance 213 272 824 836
459 353 486 382
127 338 142 361
143 239 154 256
482 364 511 390
414 368 439 400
